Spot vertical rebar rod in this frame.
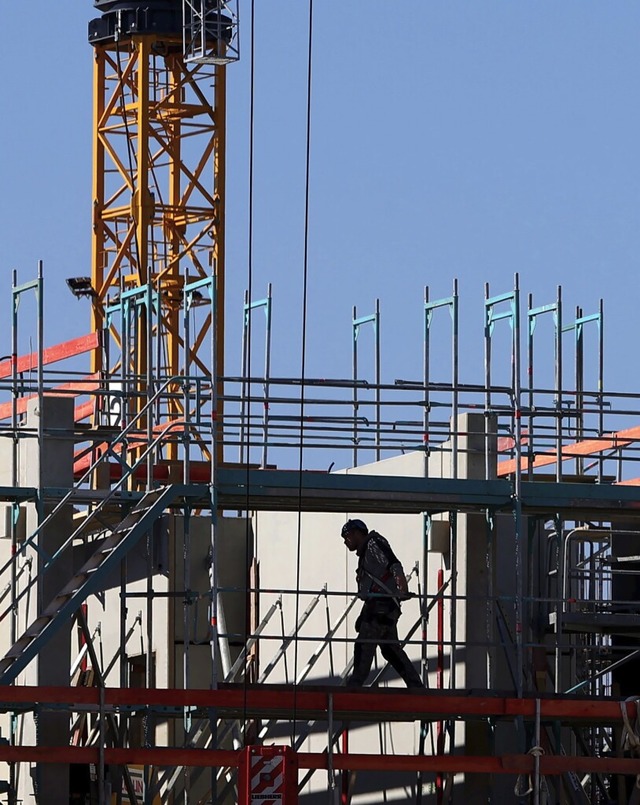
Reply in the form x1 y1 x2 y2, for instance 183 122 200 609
527 292 534 481
327 693 335 797
34 263 46 702
486 511 495 700
421 515 429 686
261 282 273 468
182 505 192 803
352 304 358 468
484 282 492 481
423 286 430 477
450 287 461 709
183 289 191 486
533 698 541 805
512 274 523 698
145 526 154 805
9 269 18 805
98 685 106 805
575 305 584 477
375 298 381 462
239 289 249 466
486 277 524 697
240 286 274 469
146 281 153 490
423 282 461 701
554 515 563 694
424 281 459 472
36 261 44 479
155 279 162 428
416 515 429 805
436 567 444 805
598 298 605 484
451 279 459 479
448 509 457 693
210 268 219 805
555 285 563 484
120 276 129 489
352 304 381 465
119 556 128 792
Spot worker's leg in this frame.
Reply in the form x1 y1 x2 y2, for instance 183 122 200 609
347 617 380 687
379 621 423 688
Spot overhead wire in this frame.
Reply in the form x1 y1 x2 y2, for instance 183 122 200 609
240 0 258 750
292 0 315 746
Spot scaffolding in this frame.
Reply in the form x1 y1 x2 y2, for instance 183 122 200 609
1 267 640 802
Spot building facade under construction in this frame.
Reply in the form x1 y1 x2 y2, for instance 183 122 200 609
1 2 640 804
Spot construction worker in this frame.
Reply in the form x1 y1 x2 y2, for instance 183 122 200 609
341 519 423 688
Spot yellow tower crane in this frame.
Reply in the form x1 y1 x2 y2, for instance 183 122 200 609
86 0 238 463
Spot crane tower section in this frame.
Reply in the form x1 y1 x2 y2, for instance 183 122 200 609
87 1 238 421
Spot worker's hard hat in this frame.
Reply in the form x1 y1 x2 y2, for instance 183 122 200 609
341 519 368 538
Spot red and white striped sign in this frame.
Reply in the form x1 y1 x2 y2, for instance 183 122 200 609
250 753 284 803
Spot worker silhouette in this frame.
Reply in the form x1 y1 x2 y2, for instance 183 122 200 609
342 519 423 688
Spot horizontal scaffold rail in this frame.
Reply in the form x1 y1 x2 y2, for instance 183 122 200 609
17 468 640 516
0 684 634 725
216 469 514 513
0 486 37 503
216 468 640 518
0 746 638 777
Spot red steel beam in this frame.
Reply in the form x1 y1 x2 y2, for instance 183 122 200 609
0 685 632 725
0 746 638 776
498 424 640 477
0 376 101 421
73 421 185 476
73 454 199 482
74 398 97 422
0 333 99 379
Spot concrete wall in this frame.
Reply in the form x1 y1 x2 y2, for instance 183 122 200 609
251 413 504 803
252 500 425 801
0 397 76 805
0 395 250 803
0 399 544 803
77 512 249 804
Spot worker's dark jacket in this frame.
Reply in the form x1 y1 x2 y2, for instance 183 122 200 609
355 531 404 615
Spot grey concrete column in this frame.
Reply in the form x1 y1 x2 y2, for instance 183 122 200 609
457 412 497 805
18 396 74 805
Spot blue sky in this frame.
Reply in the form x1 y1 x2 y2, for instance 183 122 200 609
1 2 640 399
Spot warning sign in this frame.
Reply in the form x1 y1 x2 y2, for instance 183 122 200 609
110 766 161 805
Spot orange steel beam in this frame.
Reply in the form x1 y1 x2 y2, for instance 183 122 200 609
498 424 640 476
0 333 99 379
0 376 101 420
74 399 97 422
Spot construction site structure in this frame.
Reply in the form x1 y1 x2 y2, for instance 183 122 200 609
1 2 640 804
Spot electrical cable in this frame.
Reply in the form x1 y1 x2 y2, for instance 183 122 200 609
240 0 258 749
292 0 315 746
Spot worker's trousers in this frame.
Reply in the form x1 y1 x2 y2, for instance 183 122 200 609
347 601 423 688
